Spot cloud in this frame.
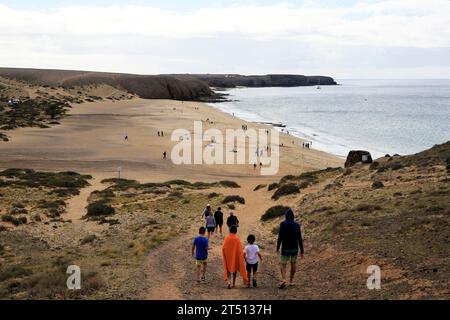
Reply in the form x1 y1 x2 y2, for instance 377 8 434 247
1 1 450 47
0 1 449 76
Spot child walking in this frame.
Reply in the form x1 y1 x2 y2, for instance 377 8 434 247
192 227 209 283
244 234 263 288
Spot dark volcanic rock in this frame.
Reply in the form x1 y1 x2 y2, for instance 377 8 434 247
190 74 337 88
345 151 373 168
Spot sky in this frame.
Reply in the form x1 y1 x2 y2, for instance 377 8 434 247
1 0 450 78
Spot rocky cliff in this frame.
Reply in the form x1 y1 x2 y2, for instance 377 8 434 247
188 74 337 88
0 68 337 101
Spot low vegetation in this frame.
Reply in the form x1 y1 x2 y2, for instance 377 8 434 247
272 183 300 200
222 195 246 205
253 184 267 191
261 205 290 221
267 141 450 299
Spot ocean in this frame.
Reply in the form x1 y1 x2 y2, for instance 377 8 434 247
210 79 450 159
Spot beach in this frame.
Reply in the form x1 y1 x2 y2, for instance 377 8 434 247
0 97 343 184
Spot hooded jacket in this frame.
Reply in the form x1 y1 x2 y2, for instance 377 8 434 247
277 209 304 255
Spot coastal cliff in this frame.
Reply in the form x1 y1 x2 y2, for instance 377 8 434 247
0 68 337 101
189 74 337 88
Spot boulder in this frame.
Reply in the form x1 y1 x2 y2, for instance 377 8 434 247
345 151 373 168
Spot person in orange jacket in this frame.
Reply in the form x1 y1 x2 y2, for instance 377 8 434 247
222 225 249 289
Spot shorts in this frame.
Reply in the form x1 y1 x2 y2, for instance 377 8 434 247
216 222 223 227
207 227 215 232
246 262 258 273
196 259 207 266
280 254 298 265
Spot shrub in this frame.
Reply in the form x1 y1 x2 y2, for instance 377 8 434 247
227 204 236 210
18 216 27 224
272 183 300 200
80 234 97 245
343 168 352 176
165 180 192 186
1 214 20 226
219 180 240 188
298 181 310 189
168 191 183 198
369 162 379 170
208 192 219 199
352 204 382 212
268 183 279 191
0 265 32 282
253 184 267 191
280 175 296 183
372 181 384 189
86 202 115 217
222 195 245 205
261 205 290 221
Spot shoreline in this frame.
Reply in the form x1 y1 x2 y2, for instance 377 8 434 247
0 97 343 182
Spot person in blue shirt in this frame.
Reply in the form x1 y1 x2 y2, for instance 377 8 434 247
192 227 209 283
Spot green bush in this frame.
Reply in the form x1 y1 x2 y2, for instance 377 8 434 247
227 204 235 210
222 195 245 204
272 183 300 200
219 180 240 188
1 214 20 226
253 184 267 191
86 202 115 217
261 205 290 221
268 183 279 191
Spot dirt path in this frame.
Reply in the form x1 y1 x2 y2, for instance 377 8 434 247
65 176 103 223
140 182 309 300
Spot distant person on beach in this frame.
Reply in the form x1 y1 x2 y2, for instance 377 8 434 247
222 225 248 289
125 135 128 141
202 204 212 221
214 207 224 236
276 208 304 289
244 234 263 288
205 214 216 239
253 163 257 170
158 131 160 137
163 151 167 159
226 212 239 230
161 131 164 137
192 227 209 283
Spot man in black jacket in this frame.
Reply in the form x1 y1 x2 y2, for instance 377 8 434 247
276 208 304 288
226 212 239 231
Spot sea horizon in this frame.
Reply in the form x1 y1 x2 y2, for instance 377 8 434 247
210 79 450 159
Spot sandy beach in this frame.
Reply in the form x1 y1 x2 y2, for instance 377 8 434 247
0 98 343 184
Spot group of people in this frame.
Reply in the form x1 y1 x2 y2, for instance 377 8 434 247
157 131 165 137
241 124 248 131
192 205 304 289
302 142 312 149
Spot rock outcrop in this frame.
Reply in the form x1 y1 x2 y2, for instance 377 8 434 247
0 68 338 101
344 151 373 168
189 74 337 88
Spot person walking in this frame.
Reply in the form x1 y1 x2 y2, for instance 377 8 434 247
205 214 216 239
201 204 213 221
214 207 224 236
226 212 239 230
222 225 248 289
276 208 304 289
